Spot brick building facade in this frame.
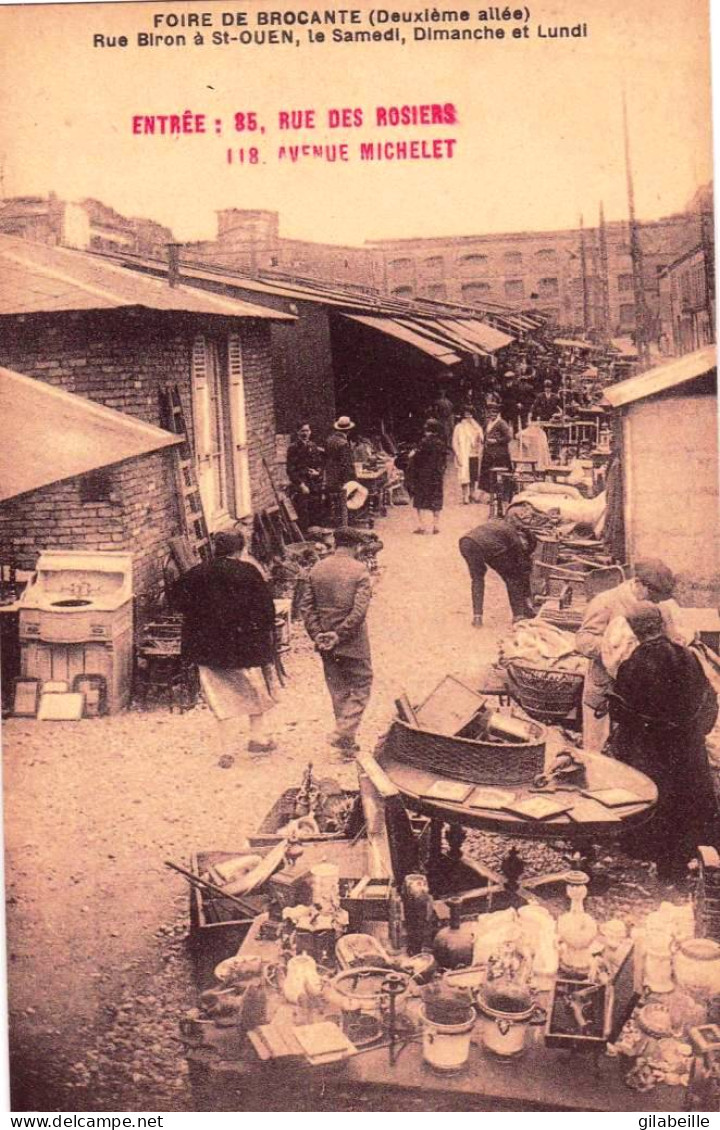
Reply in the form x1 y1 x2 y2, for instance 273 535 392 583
0 232 287 603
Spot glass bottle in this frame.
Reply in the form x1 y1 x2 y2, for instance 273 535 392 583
433 898 475 970
557 871 597 976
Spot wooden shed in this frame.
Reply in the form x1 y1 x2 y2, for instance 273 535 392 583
604 346 719 606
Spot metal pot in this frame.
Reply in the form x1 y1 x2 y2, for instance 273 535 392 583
476 983 546 1058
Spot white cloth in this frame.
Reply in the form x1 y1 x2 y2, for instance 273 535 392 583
452 418 484 484
199 665 276 720
513 425 551 473
601 615 639 680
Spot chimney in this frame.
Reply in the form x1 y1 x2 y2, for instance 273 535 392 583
167 242 181 288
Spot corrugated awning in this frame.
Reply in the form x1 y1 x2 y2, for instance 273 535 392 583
341 314 461 365
0 366 183 501
603 345 716 409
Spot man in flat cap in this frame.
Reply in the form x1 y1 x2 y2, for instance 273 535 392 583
575 557 679 754
300 526 373 757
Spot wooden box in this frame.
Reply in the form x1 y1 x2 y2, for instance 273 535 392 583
545 940 637 1051
188 850 268 991
248 787 361 847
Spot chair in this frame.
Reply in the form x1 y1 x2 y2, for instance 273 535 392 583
535 563 625 631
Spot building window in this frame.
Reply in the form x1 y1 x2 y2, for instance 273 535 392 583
617 273 634 293
504 279 525 299
425 283 447 299
538 277 559 298
619 303 635 327
536 248 557 263
79 469 112 503
390 257 413 270
459 253 488 273
461 282 491 300
191 335 231 529
392 285 413 297
504 251 523 266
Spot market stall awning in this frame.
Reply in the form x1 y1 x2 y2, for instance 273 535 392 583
603 345 716 409
554 338 604 352
0 234 294 321
0 366 182 501
610 337 638 358
341 314 461 365
441 319 514 353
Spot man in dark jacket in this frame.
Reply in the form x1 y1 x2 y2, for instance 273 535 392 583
324 415 356 528
172 530 278 760
301 527 373 756
610 605 719 879
286 422 324 533
459 514 536 627
530 380 561 423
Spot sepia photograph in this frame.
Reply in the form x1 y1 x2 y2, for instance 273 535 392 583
0 0 718 1113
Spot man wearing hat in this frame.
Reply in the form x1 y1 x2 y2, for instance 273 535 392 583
300 527 373 756
324 415 356 528
530 380 561 423
575 558 680 754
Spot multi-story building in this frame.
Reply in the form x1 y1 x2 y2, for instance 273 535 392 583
369 203 711 337
185 208 379 289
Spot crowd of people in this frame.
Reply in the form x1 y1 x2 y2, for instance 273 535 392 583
171 358 718 887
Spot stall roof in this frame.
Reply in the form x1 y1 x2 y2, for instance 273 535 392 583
0 235 293 321
342 314 461 365
554 337 604 352
0 366 182 501
603 345 717 409
610 337 639 358
437 318 514 353
85 247 534 338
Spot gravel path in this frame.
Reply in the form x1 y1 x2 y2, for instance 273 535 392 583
1 481 679 1111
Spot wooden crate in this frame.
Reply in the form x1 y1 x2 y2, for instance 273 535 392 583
188 850 268 991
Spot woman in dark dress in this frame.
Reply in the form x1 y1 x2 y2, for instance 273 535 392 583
479 400 514 496
609 605 719 880
406 418 446 535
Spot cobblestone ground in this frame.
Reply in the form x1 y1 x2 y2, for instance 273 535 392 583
1 479 676 1111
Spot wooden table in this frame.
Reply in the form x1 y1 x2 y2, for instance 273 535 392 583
375 742 657 905
185 914 683 1113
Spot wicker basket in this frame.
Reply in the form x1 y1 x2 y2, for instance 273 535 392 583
506 660 584 724
384 718 546 787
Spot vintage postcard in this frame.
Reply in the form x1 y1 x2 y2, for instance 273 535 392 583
0 0 718 1115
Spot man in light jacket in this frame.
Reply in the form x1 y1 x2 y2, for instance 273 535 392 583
300 527 373 756
575 557 678 754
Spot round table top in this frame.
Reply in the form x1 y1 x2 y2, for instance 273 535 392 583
376 745 657 841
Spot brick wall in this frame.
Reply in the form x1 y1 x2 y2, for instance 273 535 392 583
0 308 276 521
0 449 180 603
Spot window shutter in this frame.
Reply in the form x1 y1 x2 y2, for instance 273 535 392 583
228 333 251 517
191 335 214 517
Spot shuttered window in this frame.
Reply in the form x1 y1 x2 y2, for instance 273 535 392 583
191 335 230 528
228 333 252 518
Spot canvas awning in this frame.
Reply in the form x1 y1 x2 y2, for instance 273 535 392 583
0 366 182 501
341 314 461 365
